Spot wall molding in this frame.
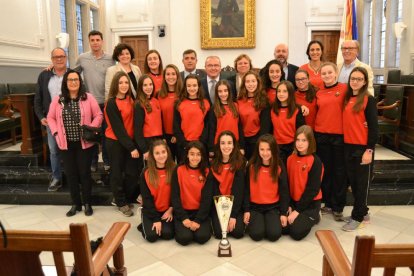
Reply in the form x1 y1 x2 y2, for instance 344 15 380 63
0 36 44 49
0 55 49 67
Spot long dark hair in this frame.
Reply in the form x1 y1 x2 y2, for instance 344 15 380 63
158 64 182 98
107 71 133 100
344 67 369 112
249 134 280 182
295 69 318 103
176 74 207 113
261 60 286 89
135 74 155 112
60 70 87 103
211 131 246 173
184 141 208 179
237 71 269 111
146 139 176 188
272 81 297 118
213 80 238 118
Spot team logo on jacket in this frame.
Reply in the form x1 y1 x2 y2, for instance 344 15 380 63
335 91 340 97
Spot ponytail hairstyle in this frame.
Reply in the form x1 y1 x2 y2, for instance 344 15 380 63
135 74 154 112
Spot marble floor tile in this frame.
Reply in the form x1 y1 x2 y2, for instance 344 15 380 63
230 247 293 275
1 204 413 275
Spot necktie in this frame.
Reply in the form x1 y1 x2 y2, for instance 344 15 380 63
210 79 217 104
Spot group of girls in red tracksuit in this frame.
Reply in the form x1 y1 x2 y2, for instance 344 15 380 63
105 63 377 244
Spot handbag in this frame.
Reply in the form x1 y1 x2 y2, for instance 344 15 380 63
63 99 102 144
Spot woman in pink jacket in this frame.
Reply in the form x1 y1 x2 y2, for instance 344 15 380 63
47 70 103 217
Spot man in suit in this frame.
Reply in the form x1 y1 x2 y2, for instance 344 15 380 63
273 43 299 85
201 56 236 105
337 40 374 95
180 49 206 80
34 47 68 192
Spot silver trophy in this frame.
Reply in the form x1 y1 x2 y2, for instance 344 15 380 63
213 195 234 257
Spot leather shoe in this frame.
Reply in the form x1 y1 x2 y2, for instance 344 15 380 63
48 178 62 192
66 205 82 217
84 204 93 216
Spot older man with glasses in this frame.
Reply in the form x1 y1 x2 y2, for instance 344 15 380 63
338 40 374 95
34 47 68 192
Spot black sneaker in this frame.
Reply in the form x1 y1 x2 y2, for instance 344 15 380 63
137 223 143 232
48 179 62 192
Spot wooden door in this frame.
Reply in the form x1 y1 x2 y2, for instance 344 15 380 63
120 36 149 71
311 31 340 63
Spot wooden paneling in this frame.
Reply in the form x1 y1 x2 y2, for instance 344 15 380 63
311 31 340 63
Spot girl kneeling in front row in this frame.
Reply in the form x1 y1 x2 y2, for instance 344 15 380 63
284 125 323 240
243 134 289 241
171 141 212 245
139 139 176 242
209 130 246 239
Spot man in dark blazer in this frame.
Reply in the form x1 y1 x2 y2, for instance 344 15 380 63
200 56 236 105
274 43 299 86
180 49 207 80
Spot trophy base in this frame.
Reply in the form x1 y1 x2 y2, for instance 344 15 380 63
218 239 232 257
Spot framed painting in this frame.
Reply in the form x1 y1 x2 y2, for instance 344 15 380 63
200 0 256 49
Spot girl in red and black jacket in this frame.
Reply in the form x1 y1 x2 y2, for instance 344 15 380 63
134 74 163 161
157 64 183 161
270 80 305 165
314 62 348 221
173 75 211 162
261 60 285 105
208 130 246 239
105 71 140 217
243 134 289 241
208 80 245 156
237 71 270 160
171 141 212 245
294 69 318 129
341 67 378 232
139 139 176 242
285 125 323 240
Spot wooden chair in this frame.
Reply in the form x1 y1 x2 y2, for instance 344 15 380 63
0 222 130 276
377 85 404 149
316 230 414 276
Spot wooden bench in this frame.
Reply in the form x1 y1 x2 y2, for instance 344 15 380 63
316 230 414 276
0 222 130 276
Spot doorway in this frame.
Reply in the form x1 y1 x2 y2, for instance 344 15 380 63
311 31 340 63
120 35 149 71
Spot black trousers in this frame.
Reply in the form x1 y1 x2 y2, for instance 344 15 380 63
283 201 321 241
60 141 93 206
345 144 371 222
106 138 140 207
211 209 244 239
279 143 294 167
141 211 174 242
164 134 177 163
174 211 211 246
244 134 260 161
315 132 346 212
247 208 282 241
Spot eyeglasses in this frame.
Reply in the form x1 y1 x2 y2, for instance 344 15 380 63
350 77 365 82
295 78 308 82
341 47 357 52
206 64 220 68
67 78 80 83
52 55 66 60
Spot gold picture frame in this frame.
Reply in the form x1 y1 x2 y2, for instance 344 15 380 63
200 0 256 49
